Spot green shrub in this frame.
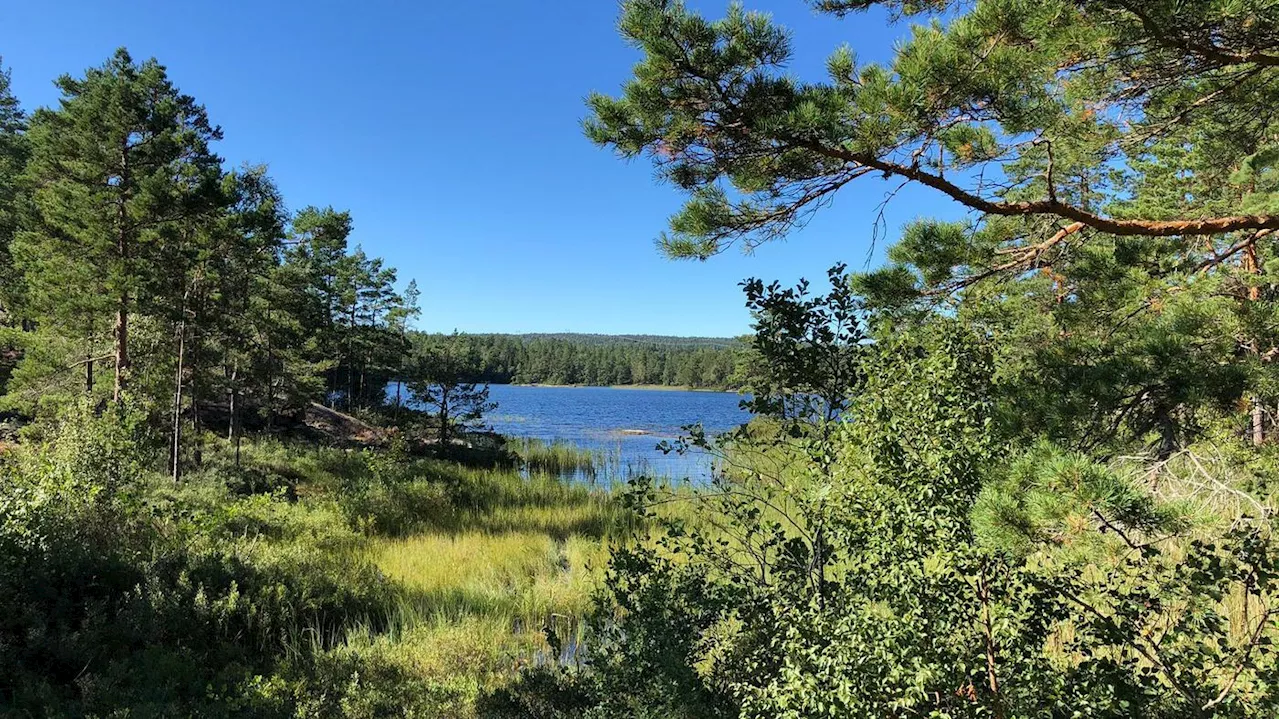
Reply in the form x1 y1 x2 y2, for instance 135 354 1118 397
0 413 414 716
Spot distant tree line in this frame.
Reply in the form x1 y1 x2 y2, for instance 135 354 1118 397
408 332 745 389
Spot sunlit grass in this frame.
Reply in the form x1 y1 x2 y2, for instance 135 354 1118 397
373 531 604 630
198 435 635 715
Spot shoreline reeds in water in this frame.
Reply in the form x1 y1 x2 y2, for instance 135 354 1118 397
510 436 621 481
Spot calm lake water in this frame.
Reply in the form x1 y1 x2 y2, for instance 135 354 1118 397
395 383 751 482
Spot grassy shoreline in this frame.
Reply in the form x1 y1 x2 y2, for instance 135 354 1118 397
1 415 630 717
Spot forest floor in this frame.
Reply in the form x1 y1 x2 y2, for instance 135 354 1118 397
303 402 391 445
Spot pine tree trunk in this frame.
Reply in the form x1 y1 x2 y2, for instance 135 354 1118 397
84 320 94 395
438 390 449 449
227 364 238 440
394 328 406 417
171 319 185 483
113 146 130 404
1244 238 1264 444
113 297 129 402
1251 398 1265 446
348 306 357 408
190 318 203 467
228 380 241 469
265 326 275 432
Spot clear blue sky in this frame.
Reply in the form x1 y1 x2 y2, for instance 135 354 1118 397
1 1 962 337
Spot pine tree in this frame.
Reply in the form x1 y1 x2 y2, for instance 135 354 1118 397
0 59 28 393
589 0 1278 446
286 205 353 405
19 48 223 403
0 59 27 322
406 332 496 449
588 0 1276 258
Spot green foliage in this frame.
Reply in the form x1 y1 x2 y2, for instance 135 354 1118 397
0 57 27 342
498 268 1277 718
588 0 1279 451
406 332 498 448
0 415 405 716
16 48 224 405
287 205 413 411
735 263 864 425
973 442 1188 558
0 410 626 717
0 48 420 479
588 0 1276 256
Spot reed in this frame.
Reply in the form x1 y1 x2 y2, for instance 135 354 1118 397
509 436 620 480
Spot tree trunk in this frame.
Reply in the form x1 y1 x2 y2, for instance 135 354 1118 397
265 325 275 432
112 297 129 402
227 368 237 438
1244 237 1264 444
348 306 357 408
84 320 94 395
1251 398 1265 446
113 144 131 404
171 318 185 483
190 317 203 467
227 362 242 468
438 390 449 449
1244 240 1261 302
979 565 1005 719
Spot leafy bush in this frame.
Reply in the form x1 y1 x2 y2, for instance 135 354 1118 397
495 321 1278 718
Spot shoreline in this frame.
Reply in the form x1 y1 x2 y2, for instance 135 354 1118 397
509 382 735 393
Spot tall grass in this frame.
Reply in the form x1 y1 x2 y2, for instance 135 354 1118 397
165 435 766 712
509 436 620 481
372 531 605 663
216 436 629 707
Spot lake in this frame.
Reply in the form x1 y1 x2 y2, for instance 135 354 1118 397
395 383 751 482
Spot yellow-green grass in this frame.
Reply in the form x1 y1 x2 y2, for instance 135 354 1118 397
374 531 605 637
356 453 624 675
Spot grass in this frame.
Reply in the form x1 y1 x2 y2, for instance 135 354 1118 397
197 435 628 715
374 531 605 663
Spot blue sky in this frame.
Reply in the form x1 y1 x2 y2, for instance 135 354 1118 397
1 0 963 336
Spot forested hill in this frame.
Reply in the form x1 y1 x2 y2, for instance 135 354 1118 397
491 333 738 348
408 332 744 388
